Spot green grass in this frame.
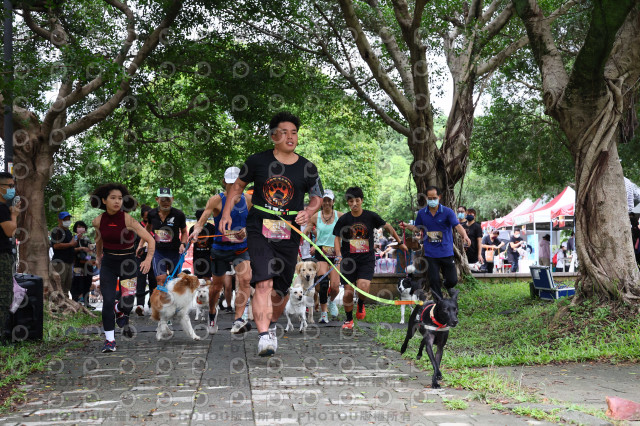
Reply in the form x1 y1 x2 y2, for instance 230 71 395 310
368 280 639 422
443 398 469 410
0 305 100 412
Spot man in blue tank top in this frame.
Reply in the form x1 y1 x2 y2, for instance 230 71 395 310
190 167 253 335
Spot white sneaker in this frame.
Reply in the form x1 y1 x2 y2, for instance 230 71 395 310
258 334 275 357
231 318 252 334
328 300 339 317
208 308 219 334
268 325 278 352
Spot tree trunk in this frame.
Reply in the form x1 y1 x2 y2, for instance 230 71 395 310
561 84 640 303
13 127 93 315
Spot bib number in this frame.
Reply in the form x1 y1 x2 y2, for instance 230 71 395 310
155 229 172 243
321 246 336 257
262 219 291 240
222 230 246 243
350 239 369 253
426 231 442 244
120 278 136 297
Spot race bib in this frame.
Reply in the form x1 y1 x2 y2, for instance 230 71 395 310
350 239 369 253
222 229 246 243
155 229 172 243
120 278 136 297
426 231 443 244
262 219 291 240
321 246 336 257
73 267 83 276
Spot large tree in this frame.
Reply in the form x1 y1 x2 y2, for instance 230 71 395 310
512 0 640 303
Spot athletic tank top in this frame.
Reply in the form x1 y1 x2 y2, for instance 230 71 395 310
212 193 248 251
316 210 338 247
99 210 135 251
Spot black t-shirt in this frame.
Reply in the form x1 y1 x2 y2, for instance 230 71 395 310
51 227 75 263
189 223 215 258
241 149 323 244
147 207 187 251
333 210 386 263
74 236 92 267
463 222 483 263
507 236 523 257
481 235 502 261
0 203 13 254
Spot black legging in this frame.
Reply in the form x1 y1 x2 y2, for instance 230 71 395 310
317 275 330 304
426 256 458 299
136 252 157 306
100 252 137 332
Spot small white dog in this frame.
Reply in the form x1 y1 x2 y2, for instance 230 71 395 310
150 273 204 341
193 284 210 321
285 285 307 333
397 265 422 324
292 261 318 323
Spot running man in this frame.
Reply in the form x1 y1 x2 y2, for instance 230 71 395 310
333 186 407 329
305 189 343 323
219 112 323 356
190 166 253 335
400 185 471 298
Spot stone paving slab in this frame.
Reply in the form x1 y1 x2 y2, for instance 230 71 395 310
0 310 630 425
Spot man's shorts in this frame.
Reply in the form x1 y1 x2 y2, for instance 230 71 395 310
211 247 250 277
246 230 297 297
339 256 376 284
192 255 212 278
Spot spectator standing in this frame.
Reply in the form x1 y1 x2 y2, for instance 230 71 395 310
457 206 467 226
70 221 94 306
462 208 483 264
51 211 77 298
481 230 503 273
146 188 188 276
539 234 551 267
566 231 575 253
507 229 525 273
0 172 19 344
556 242 569 272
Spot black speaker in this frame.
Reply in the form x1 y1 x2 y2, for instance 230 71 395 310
5 273 44 342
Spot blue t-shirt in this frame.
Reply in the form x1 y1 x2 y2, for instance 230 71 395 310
414 204 459 258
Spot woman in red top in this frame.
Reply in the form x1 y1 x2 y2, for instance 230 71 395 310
91 183 155 353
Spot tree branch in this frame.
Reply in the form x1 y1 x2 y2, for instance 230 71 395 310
146 97 209 120
480 0 503 25
337 0 414 120
605 5 640 84
22 10 52 41
59 0 183 139
476 34 528 75
103 0 137 66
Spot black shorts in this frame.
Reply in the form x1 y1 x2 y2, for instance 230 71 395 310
246 229 298 297
340 256 376 284
192 255 212 278
211 247 250 277
314 248 336 263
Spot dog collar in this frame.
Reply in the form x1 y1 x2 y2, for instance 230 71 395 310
420 303 449 331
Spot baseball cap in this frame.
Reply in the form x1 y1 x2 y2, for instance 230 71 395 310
323 189 334 200
157 187 173 198
58 211 72 220
224 167 240 184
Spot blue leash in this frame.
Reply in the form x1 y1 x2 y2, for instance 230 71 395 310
156 241 192 293
304 260 338 295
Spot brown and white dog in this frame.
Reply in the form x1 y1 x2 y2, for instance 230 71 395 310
293 260 318 323
150 273 205 341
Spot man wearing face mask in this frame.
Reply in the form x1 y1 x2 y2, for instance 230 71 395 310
400 186 472 298
481 230 504 273
146 188 188 277
51 211 78 298
462 208 483 265
507 229 525 272
0 172 20 343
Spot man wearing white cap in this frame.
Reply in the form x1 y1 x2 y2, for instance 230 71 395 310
305 189 343 323
190 167 254 335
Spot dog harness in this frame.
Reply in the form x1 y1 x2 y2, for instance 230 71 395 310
420 303 450 331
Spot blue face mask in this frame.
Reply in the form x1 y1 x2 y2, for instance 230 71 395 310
427 199 439 208
2 188 15 201
457 212 465 219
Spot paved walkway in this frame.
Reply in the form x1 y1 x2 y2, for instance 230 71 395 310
0 310 635 425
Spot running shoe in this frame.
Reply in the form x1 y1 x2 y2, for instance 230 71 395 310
342 320 354 330
318 314 329 324
225 306 233 314
356 304 366 320
230 318 252 334
268 324 278 352
135 305 145 316
101 340 116 353
328 300 338 317
257 334 276 357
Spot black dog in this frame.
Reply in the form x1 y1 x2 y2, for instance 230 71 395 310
400 288 459 389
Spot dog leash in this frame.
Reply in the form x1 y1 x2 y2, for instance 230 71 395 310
156 241 192 293
253 205 422 306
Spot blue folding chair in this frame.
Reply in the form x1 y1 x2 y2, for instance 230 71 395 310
530 265 575 300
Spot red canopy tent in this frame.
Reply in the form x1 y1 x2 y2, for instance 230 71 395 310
495 198 543 229
481 198 535 230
